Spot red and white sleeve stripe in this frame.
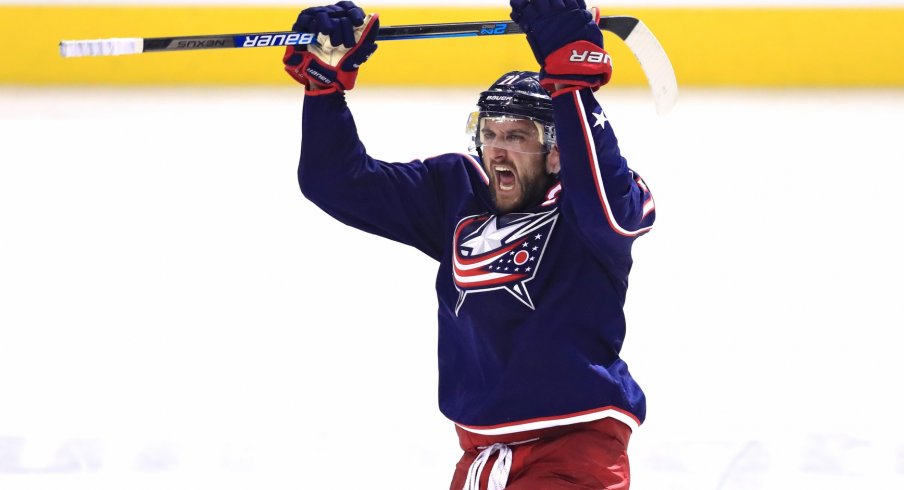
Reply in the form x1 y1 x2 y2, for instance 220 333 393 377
571 90 653 238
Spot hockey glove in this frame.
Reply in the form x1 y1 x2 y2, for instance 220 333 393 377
283 1 379 92
509 0 611 92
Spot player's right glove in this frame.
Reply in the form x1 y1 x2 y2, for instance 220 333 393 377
509 0 611 92
283 1 379 92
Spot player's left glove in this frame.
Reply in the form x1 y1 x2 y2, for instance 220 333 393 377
283 1 379 92
510 0 611 92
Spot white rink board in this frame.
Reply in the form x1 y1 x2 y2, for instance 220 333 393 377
1 87 903 489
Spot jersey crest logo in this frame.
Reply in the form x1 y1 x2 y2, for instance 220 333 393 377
452 209 558 314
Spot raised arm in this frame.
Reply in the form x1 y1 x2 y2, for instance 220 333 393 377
552 88 655 259
284 2 446 259
510 0 655 263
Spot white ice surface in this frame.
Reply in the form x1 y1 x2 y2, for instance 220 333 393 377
1 87 903 489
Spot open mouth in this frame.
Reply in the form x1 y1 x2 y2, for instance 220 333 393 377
494 165 516 191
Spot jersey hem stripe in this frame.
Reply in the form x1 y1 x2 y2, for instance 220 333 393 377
454 406 640 436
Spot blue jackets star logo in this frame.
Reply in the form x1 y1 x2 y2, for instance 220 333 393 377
452 209 558 314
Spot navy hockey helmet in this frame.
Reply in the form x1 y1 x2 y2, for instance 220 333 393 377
466 71 556 154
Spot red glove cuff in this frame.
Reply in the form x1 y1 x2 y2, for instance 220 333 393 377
283 51 361 92
540 77 599 94
541 40 613 89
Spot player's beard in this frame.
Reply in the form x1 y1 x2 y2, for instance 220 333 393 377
488 169 556 214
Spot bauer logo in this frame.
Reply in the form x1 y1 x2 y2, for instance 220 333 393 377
305 67 332 84
239 33 315 48
569 50 612 65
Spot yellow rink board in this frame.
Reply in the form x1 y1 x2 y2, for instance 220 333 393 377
2 6 903 86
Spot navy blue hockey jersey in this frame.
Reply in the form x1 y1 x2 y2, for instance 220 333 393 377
298 87 655 436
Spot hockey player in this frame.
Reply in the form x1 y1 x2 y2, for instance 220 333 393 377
283 1 655 488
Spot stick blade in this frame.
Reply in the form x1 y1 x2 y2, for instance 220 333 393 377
622 20 678 116
60 38 145 58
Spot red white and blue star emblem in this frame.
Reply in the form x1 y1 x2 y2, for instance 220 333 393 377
452 209 558 313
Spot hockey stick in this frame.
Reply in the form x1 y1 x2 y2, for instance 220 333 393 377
59 16 676 114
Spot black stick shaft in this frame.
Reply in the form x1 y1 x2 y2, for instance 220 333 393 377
139 16 638 53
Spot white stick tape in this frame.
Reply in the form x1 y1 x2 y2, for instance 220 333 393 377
59 38 145 58
623 21 678 116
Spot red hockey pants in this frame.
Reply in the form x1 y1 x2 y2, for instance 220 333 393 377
449 417 632 490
